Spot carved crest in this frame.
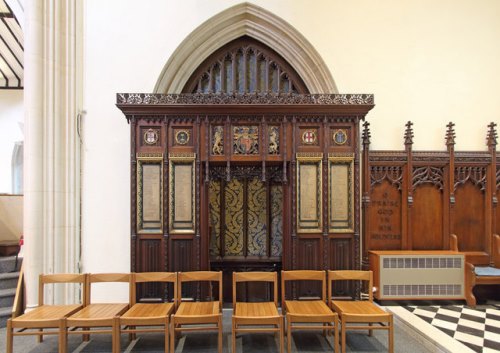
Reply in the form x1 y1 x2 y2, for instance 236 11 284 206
233 126 259 155
302 129 317 145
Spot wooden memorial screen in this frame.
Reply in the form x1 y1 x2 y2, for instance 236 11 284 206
117 93 374 302
362 121 499 268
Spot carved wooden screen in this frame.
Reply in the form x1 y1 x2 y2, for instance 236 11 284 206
362 121 498 268
183 36 308 94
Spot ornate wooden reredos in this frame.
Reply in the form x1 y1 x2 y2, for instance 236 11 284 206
117 93 374 301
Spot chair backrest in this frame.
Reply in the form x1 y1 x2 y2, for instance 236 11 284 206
232 271 278 308
177 271 222 309
131 272 177 307
327 270 373 307
281 270 326 308
86 273 131 306
39 273 87 306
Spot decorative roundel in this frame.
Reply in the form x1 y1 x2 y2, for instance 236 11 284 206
175 130 190 145
302 130 317 145
333 129 348 145
144 128 159 145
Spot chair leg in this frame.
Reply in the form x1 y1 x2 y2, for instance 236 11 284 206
388 316 394 353
287 315 292 353
368 322 373 337
232 318 237 353
58 318 67 353
334 316 339 353
83 327 90 341
6 319 13 353
129 326 136 341
37 328 43 343
170 317 176 353
218 314 223 353
113 317 120 353
341 318 346 353
279 316 284 353
165 317 169 353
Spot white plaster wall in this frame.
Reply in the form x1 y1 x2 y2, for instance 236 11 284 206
0 90 23 194
82 0 500 301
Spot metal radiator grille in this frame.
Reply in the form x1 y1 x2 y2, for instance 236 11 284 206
383 257 462 269
383 284 462 296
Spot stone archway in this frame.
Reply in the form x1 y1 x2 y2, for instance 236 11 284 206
154 2 337 94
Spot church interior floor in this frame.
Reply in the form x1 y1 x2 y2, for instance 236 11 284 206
1 302 499 352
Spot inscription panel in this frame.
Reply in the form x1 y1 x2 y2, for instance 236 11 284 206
169 154 196 234
329 156 354 232
297 154 322 233
137 156 163 233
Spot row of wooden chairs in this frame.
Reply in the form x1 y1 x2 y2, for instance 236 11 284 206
6 270 393 353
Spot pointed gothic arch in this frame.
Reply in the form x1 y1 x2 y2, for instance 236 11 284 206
154 2 337 94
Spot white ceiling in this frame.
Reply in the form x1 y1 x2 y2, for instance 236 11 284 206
0 0 23 89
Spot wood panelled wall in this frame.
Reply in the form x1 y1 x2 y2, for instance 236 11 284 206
362 121 499 267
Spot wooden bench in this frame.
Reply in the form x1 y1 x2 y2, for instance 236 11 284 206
450 233 500 307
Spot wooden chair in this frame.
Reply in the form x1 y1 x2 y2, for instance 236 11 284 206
232 271 284 353
328 270 393 353
116 272 177 353
281 270 339 353
6 273 86 353
170 271 223 353
61 273 131 353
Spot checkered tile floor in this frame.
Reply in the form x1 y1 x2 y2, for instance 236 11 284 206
404 303 500 352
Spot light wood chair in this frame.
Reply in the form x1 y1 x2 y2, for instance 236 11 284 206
116 272 177 353
281 270 339 353
232 271 284 353
61 273 131 353
6 273 86 353
170 271 223 353
328 270 393 353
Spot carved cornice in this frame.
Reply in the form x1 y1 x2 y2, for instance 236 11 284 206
368 151 407 163
412 166 444 190
454 166 487 191
454 152 491 163
117 93 374 105
370 166 403 190
209 166 283 182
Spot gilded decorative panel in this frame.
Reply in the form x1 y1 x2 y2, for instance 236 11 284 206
329 154 354 232
137 155 163 233
247 178 267 256
208 180 221 257
297 153 323 233
211 126 224 155
268 126 280 154
271 185 283 257
169 153 195 234
225 179 244 255
233 125 259 155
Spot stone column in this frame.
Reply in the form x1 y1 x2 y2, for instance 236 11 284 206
24 0 83 308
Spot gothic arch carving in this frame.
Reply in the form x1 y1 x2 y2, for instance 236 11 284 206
154 2 337 94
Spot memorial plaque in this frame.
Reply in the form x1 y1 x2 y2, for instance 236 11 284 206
297 154 322 233
137 157 163 233
329 157 354 232
369 181 402 250
169 154 196 234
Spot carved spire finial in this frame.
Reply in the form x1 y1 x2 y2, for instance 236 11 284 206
404 121 414 146
487 122 497 147
446 122 456 146
362 121 371 146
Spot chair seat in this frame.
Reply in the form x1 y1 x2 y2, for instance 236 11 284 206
176 301 219 317
234 302 279 318
67 303 129 326
285 300 335 318
12 304 83 327
121 303 174 319
332 301 390 319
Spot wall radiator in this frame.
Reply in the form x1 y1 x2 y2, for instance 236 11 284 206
370 252 465 300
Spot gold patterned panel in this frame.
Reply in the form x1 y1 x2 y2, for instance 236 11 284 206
271 185 283 257
225 179 244 256
247 178 267 256
329 154 354 232
297 153 323 233
137 155 163 234
209 180 221 257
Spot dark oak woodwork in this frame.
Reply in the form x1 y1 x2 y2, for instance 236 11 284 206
362 121 499 272
118 93 373 304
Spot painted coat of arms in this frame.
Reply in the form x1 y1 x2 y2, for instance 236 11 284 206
233 126 259 155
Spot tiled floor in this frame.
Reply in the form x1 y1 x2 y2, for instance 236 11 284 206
389 301 500 353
